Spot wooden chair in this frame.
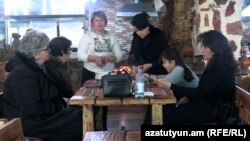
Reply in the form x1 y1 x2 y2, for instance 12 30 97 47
0 118 43 141
126 131 140 141
235 85 250 124
0 118 25 141
238 76 250 92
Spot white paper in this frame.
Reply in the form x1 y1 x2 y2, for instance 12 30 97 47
144 91 154 96
70 96 83 100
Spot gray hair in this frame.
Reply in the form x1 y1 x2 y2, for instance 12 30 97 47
18 30 50 58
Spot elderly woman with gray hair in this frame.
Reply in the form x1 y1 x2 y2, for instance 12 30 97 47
3 30 82 141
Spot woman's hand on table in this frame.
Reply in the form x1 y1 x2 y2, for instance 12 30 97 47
144 73 156 84
152 78 171 89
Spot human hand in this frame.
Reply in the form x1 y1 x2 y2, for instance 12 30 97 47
144 73 150 78
153 78 171 89
95 56 105 67
176 97 189 107
105 55 116 63
144 73 156 84
131 66 138 76
141 63 152 72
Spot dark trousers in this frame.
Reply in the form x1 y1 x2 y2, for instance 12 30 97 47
22 107 83 141
81 67 107 130
144 102 215 125
81 67 96 86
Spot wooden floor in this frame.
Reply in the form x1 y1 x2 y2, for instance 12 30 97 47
107 105 146 131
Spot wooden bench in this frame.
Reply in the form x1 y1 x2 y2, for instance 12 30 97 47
0 118 43 141
83 130 140 141
0 118 25 141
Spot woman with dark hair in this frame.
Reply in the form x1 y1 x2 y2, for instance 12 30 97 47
45 36 74 107
144 30 238 124
3 30 82 141
128 12 170 75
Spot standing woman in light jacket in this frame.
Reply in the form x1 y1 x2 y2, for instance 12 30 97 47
77 10 123 85
77 10 122 130
144 30 238 124
3 30 82 141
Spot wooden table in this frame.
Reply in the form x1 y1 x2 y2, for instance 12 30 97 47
69 82 176 137
83 130 140 141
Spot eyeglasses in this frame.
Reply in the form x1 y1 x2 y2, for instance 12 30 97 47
41 47 51 52
66 48 72 54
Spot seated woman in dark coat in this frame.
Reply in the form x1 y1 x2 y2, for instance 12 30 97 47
3 30 82 141
45 36 74 108
144 30 238 124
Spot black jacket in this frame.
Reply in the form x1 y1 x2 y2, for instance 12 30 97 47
172 60 235 102
3 52 82 140
45 56 74 99
128 24 170 75
163 60 236 124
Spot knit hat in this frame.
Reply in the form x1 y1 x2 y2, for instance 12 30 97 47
131 12 149 30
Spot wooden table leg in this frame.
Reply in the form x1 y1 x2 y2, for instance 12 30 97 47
152 104 163 125
82 105 94 137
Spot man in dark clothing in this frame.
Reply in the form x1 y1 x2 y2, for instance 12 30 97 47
128 12 170 75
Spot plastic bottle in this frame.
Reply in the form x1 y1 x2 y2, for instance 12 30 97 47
134 69 144 98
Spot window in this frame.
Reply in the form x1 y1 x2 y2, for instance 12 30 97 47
4 0 86 16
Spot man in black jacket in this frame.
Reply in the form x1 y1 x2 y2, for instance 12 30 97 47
128 12 170 75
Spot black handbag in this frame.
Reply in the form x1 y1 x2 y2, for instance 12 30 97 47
213 100 241 125
101 72 132 98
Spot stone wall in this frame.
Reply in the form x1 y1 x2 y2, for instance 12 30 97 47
169 0 195 57
192 0 243 59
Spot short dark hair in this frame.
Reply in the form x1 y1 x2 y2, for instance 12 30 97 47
131 12 149 30
49 37 72 57
91 10 108 26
